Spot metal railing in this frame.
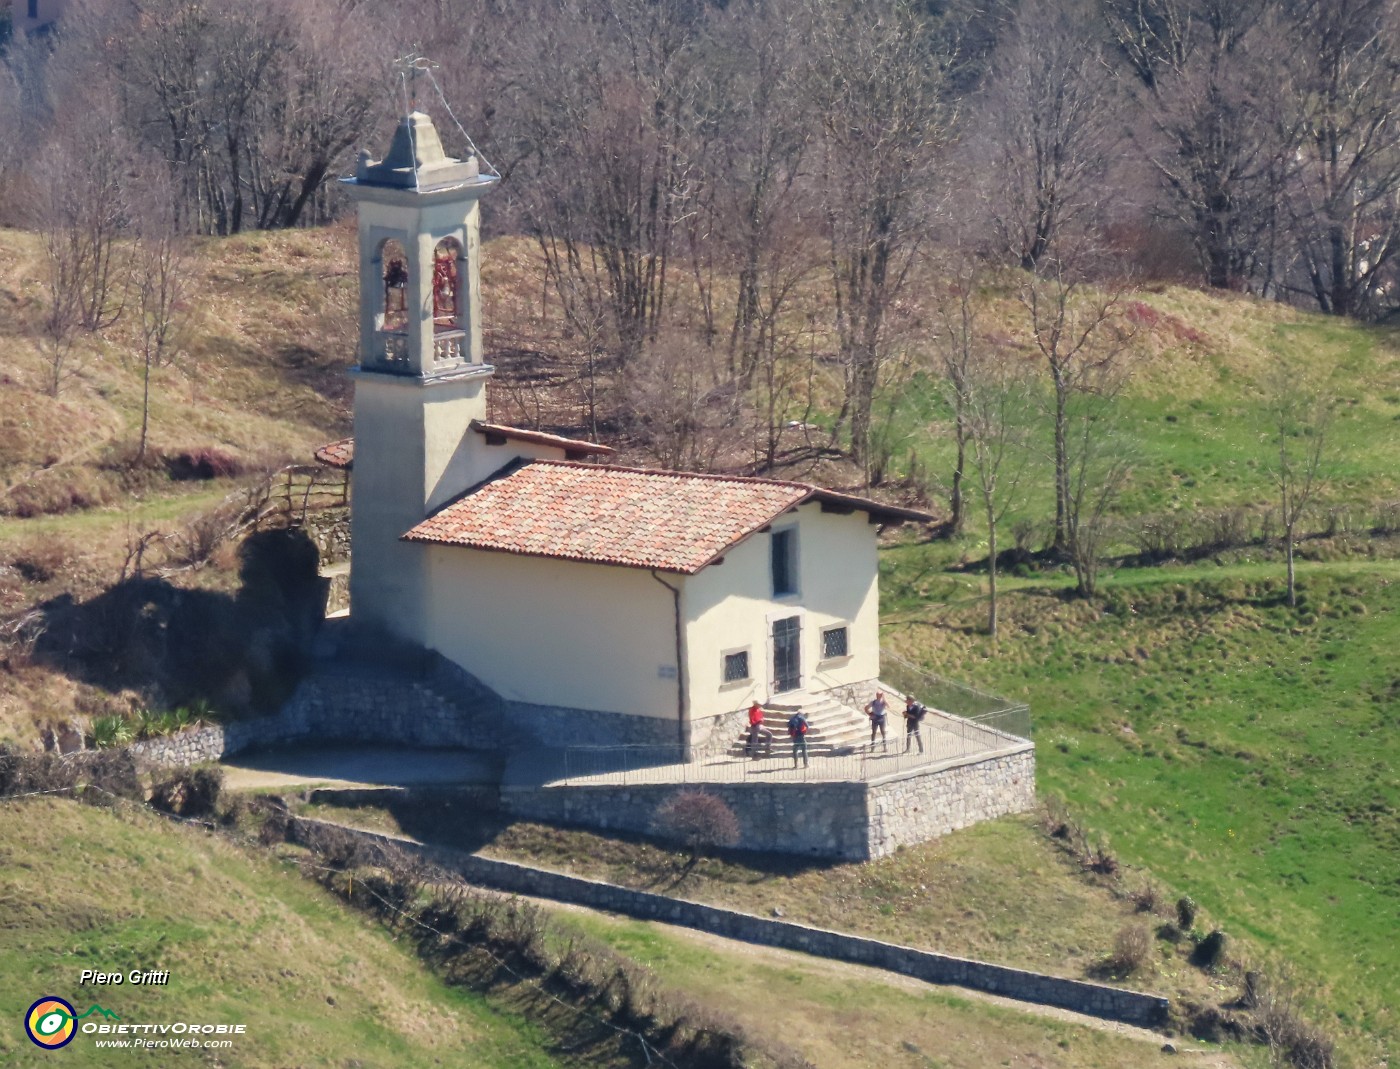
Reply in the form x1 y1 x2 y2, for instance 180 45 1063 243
557 713 1029 787
552 658 1029 787
878 649 1032 732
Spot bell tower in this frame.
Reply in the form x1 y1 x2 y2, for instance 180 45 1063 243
344 107 498 640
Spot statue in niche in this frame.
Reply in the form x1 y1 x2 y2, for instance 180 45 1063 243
433 244 459 326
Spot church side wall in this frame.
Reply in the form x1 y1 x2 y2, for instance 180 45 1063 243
682 503 880 753
422 546 682 726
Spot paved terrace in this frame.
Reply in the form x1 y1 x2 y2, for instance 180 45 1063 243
524 710 1029 788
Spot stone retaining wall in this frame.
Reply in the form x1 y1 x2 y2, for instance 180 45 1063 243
503 743 1035 861
867 747 1036 856
503 777 874 858
290 816 1167 1028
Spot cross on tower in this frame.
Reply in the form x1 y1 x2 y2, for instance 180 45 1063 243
393 51 440 112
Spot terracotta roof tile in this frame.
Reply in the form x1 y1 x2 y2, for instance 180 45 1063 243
402 460 932 573
470 420 614 456
313 437 355 469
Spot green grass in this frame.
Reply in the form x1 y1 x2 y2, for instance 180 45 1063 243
0 799 567 1068
882 555 1400 1067
294 802 1234 1019
543 909 1249 1069
896 289 1400 523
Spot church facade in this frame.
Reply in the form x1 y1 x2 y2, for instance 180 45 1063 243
321 111 932 756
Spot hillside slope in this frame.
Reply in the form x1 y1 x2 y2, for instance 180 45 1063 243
0 798 561 1068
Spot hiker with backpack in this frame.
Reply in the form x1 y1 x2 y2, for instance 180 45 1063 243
787 710 809 768
903 695 927 754
865 690 889 752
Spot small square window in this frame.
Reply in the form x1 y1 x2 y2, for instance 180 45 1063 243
821 626 849 660
723 650 750 683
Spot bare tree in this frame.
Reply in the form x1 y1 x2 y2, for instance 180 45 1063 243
980 0 1122 271
625 332 744 473
1281 0 1400 317
929 255 989 535
504 0 703 364
806 0 952 481
957 342 1036 638
1102 0 1294 292
1019 254 1135 559
131 172 191 461
1261 356 1331 609
34 94 132 335
1062 389 1134 598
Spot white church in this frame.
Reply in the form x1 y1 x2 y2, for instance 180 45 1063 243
317 110 933 758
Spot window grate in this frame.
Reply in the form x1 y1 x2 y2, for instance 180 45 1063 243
723 650 750 683
821 626 849 660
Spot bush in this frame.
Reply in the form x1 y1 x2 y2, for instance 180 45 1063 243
1176 895 1198 931
165 447 245 481
1130 880 1162 914
9 538 72 584
150 767 223 818
90 714 134 749
1191 928 1228 969
653 789 741 863
1109 923 1153 975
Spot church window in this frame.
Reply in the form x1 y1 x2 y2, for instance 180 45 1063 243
433 237 462 327
771 527 797 597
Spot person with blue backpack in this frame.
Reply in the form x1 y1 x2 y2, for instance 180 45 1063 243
903 695 927 754
787 710 809 768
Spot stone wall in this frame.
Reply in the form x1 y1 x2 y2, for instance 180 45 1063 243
502 700 681 750
503 777 874 859
503 743 1036 861
867 746 1036 856
290 816 1168 1028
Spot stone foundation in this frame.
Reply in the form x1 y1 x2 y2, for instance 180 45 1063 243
503 742 1036 861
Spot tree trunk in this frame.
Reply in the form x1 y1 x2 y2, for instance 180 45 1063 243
1285 521 1297 608
950 419 966 537
1052 369 1070 555
986 501 999 639
138 354 152 461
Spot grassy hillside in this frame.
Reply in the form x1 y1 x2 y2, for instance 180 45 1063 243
882 555 1400 1067
896 284 1400 524
0 798 567 1067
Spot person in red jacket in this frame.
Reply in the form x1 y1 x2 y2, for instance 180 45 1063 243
745 701 769 757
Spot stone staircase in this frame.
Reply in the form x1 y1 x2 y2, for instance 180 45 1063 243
726 692 874 758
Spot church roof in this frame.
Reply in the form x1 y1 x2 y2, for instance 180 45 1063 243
401 460 933 574
470 421 615 458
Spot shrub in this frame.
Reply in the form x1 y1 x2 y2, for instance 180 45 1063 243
1191 928 1228 969
150 767 223 818
165 447 244 481
90 714 134 749
1109 923 1153 975
653 789 740 863
1176 895 1198 931
9 538 72 584
1130 880 1162 914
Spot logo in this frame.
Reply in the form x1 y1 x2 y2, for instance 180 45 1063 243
24 997 120 1050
